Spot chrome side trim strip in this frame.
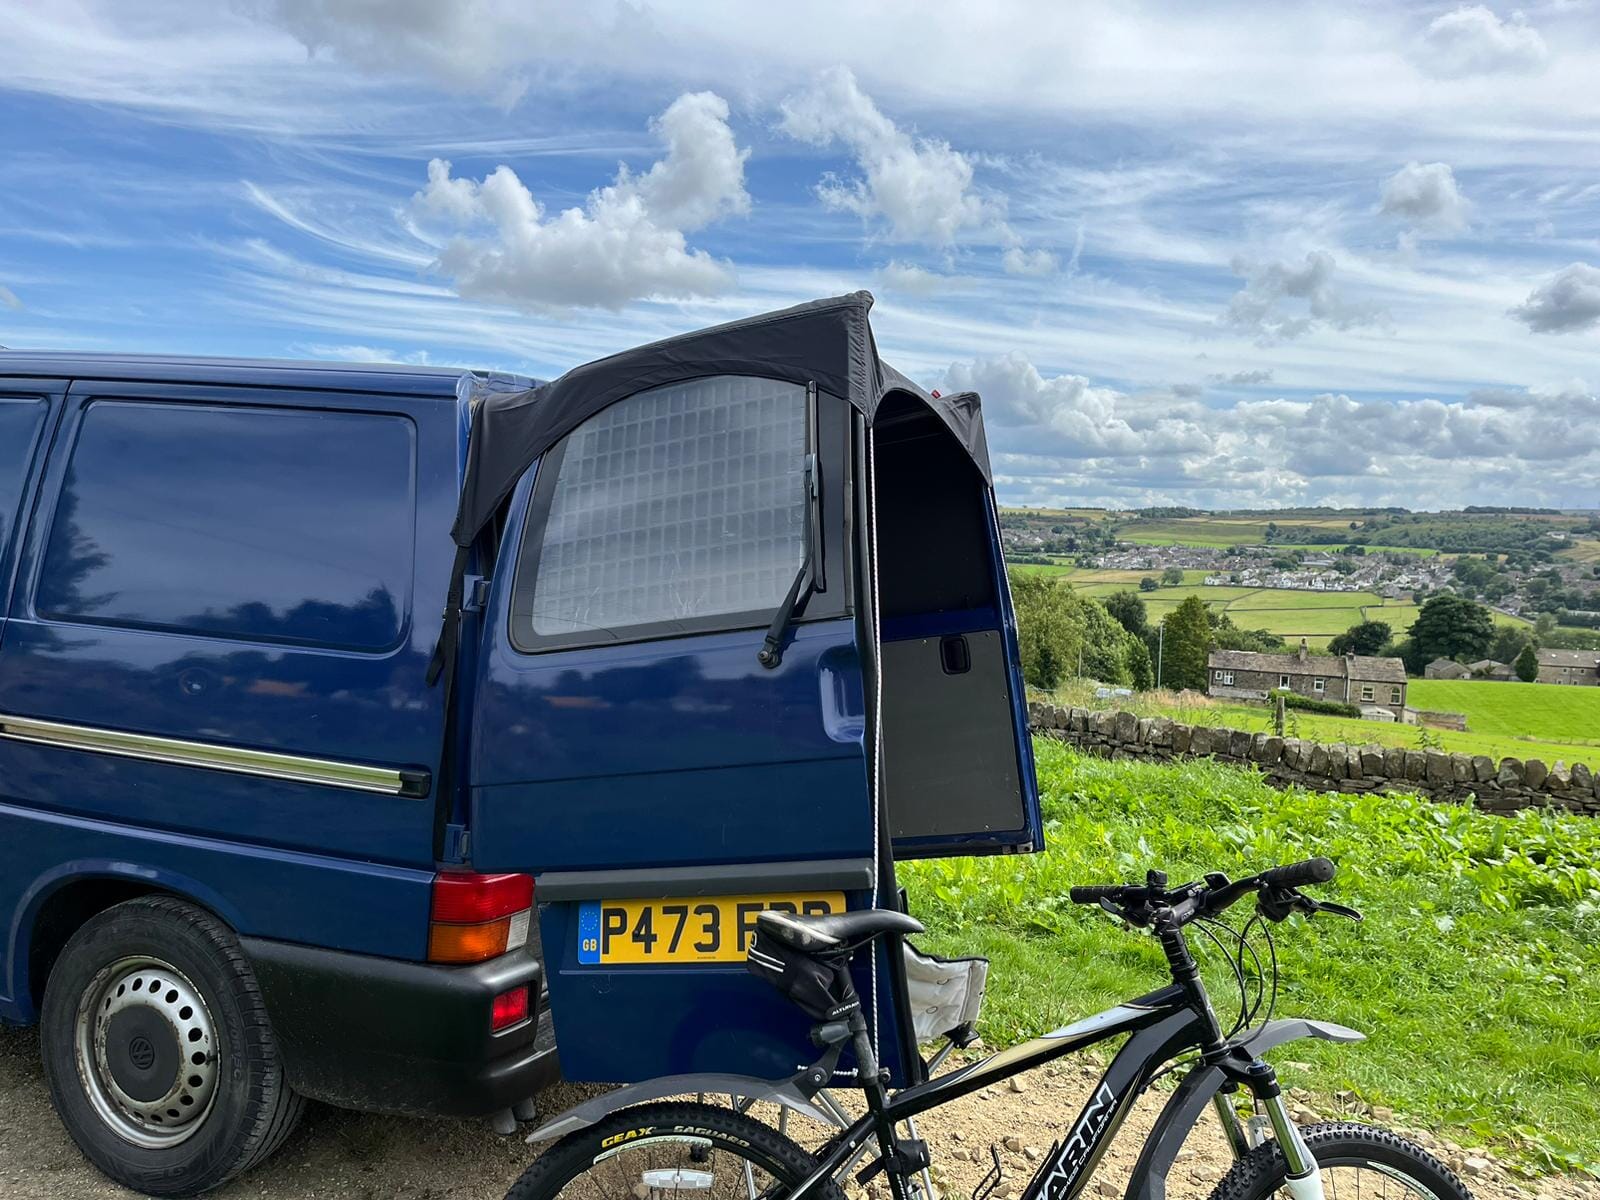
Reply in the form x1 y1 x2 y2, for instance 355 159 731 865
0 713 426 797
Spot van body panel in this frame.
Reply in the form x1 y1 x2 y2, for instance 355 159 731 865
0 384 62 649
0 358 563 1123
0 798 434 1021
0 380 457 868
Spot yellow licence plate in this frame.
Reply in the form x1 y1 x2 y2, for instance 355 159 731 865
576 892 845 965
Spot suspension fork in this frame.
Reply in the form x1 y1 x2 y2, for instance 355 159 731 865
1242 1061 1324 1200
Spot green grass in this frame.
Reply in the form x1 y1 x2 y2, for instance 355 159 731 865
1407 680 1600 748
1041 681 1600 765
902 742 1600 1174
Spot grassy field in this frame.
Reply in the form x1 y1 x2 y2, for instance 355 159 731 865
1021 567 1530 651
1041 681 1600 765
1407 680 1600 746
902 742 1600 1174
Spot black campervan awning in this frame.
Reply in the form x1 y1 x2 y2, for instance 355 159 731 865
448 291 991 552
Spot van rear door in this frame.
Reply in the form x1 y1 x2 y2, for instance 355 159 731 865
468 374 876 1083
458 294 1042 1084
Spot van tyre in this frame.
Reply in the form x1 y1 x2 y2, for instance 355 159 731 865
39 896 305 1197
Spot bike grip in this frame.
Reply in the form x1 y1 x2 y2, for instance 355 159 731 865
1069 885 1123 904
1258 857 1336 888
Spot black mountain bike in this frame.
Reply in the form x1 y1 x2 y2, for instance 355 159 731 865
507 859 1471 1200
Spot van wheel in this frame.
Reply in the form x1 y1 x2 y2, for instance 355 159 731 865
39 896 304 1197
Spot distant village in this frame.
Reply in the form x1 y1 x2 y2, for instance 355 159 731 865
1080 543 1454 600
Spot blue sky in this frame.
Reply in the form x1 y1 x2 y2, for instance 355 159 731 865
2 1 1598 511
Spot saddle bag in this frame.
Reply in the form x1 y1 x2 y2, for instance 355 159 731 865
746 930 854 1020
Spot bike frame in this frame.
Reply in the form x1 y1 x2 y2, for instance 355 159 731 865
785 982 1311 1200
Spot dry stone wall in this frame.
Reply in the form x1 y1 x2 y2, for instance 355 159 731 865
1028 702 1600 817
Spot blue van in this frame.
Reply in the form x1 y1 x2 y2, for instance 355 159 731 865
0 293 1040 1196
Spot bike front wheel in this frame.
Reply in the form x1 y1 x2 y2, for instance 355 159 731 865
506 1101 850 1200
1209 1123 1473 1200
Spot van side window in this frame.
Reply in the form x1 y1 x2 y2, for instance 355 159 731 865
0 397 48 569
36 401 415 651
510 375 807 652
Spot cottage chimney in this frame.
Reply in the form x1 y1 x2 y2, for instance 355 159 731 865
1297 638 1308 663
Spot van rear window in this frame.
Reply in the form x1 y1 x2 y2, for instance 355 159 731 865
510 375 807 651
0 396 48 571
36 400 415 651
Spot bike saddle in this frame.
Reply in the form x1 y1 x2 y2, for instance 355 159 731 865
755 908 925 953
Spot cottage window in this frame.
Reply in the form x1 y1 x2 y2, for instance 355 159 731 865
1361 684 1374 702
1313 678 1325 693
1391 686 1402 704
1214 669 1223 680
1279 674 1290 687
1222 672 1234 685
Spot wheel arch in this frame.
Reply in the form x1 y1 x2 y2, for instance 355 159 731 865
10 861 245 1020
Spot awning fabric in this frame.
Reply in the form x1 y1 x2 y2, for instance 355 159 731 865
449 291 991 551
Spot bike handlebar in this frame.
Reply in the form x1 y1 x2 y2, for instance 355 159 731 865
1068 858 1339 925
1256 857 1335 889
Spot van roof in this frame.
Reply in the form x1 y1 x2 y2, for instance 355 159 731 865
0 350 537 397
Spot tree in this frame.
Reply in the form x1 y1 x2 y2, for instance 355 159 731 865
1161 595 1213 690
1401 595 1495 673
1160 566 1185 586
1327 620 1392 658
1104 590 1148 638
1126 636 1155 691
1515 643 1539 682
1487 625 1531 665
1139 576 1159 592
1008 572 1079 690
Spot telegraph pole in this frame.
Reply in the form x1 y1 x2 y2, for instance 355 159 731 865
1156 623 1164 689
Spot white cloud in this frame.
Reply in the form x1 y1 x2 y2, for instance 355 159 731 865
779 66 991 247
1416 5 1549 77
409 91 749 311
1220 251 1389 342
1509 262 1600 333
300 342 431 364
778 65 1048 272
876 262 952 295
1379 161 1470 231
1207 368 1274 386
1001 246 1059 277
942 352 1600 508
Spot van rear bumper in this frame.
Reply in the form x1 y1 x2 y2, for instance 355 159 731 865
241 936 558 1118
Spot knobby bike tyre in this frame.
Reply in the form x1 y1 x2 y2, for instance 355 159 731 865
1208 1122 1474 1200
506 1101 852 1200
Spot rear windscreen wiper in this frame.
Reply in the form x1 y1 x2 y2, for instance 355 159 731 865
758 383 824 670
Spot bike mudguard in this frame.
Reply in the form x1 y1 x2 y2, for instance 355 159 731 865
525 1073 834 1143
1126 1018 1364 1200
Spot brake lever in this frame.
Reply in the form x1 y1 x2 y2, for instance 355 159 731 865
1310 899 1363 922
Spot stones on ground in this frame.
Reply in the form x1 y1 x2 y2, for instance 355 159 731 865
1174 1148 1197 1163
1003 1136 1023 1153
1095 1181 1120 1198
1370 1105 1394 1122
1008 1077 1027 1093
1024 1146 1043 1162
1462 1155 1491 1177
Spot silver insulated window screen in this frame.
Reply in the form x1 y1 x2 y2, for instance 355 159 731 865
524 375 807 641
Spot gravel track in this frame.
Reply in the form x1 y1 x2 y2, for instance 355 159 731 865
2 1023 1592 1200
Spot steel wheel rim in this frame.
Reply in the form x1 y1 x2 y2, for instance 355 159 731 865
73 955 221 1149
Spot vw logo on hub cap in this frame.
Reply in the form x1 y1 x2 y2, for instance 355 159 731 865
128 1035 157 1071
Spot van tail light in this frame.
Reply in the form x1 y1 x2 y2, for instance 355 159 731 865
491 985 531 1032
429 872 534 964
